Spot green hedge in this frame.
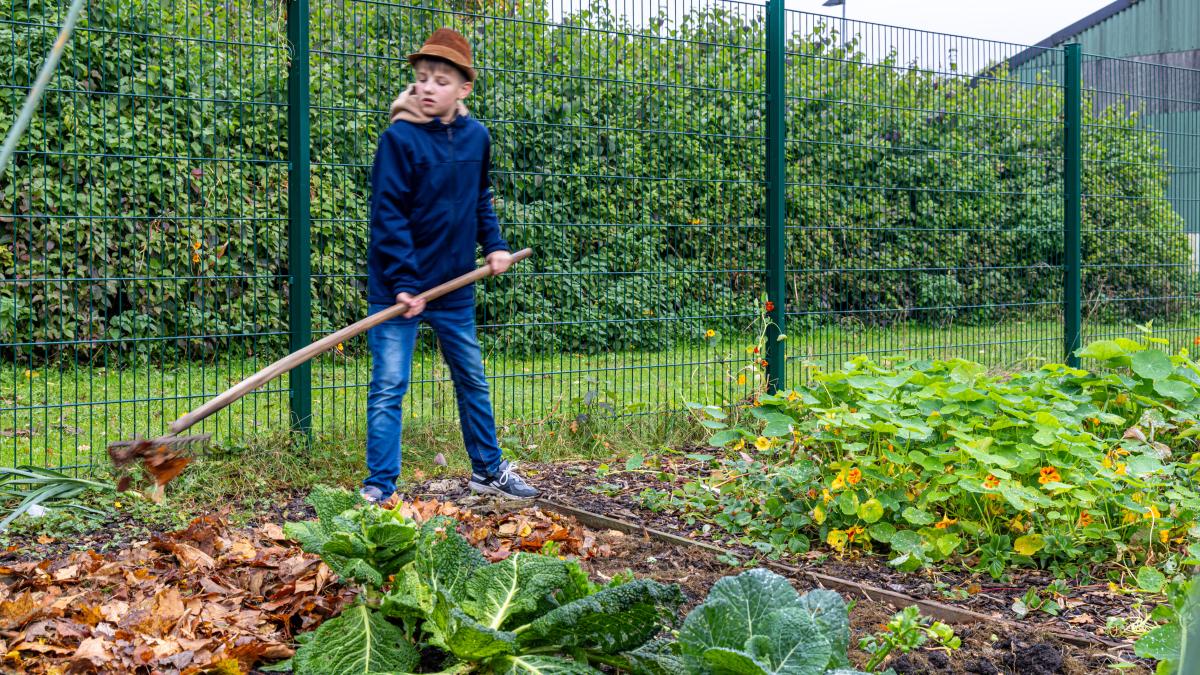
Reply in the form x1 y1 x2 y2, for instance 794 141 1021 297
0 0 1189 362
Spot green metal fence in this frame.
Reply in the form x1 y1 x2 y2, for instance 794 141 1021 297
1 0 1197 474
1077 53 1200 348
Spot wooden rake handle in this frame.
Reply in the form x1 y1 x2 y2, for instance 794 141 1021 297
169 248 533 434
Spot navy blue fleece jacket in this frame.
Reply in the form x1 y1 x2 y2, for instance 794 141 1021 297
367 113 508 309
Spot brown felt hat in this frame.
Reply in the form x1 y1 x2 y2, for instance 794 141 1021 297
407 28 476 82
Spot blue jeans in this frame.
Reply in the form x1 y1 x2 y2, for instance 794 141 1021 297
364 302 503 495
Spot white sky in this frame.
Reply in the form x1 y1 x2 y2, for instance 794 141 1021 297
549 0 1120 72
792 0 1116 47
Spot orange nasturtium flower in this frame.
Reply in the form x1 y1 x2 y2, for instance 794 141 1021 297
847 468 863 485
934 515 957 529
1038 466 1061 485
983 474 1001 489
1078 512 1092 527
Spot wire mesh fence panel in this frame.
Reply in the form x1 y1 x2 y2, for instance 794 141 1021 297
4 0 1200 474
307 0 769 443
780 11 1068 380
1077 54 1200 350
0 0 291 472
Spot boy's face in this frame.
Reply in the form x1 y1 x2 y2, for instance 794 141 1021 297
413 59 472 121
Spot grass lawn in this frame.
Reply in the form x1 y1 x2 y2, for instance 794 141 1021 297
2 317 1195 474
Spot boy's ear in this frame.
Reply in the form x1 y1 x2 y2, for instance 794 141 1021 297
459 80 474 99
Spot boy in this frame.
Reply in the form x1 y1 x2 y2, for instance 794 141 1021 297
362 28 539 504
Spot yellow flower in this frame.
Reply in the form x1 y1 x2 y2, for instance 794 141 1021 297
1009 515 1025 533
826 529 848 551
754 436 771 451
704 329 715 338
812 505 826 524
1122 511 1138 525
192 252 201 263
737 373 747 386
1160 529 1171 544
831 474 845 491
1115 462 1127 476
934 515 957 529
822 489 832 504
1145 504 1161 520
787 391 799 402
336 342 344 352
731 438 746 451
1102 455 1113 469
193 240 202 250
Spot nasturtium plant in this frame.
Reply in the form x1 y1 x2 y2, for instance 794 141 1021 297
650 334 1200 578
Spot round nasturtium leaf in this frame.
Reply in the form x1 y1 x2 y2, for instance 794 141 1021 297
1013 534 1045 556
858 498 884 524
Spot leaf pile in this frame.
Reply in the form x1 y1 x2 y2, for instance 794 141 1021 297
0 514 353 674
396 498 612 562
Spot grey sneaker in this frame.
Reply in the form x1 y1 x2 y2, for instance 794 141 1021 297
359 485 394 506
468 460 540 500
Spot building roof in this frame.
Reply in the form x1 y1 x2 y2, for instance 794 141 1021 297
1006 0 1143 71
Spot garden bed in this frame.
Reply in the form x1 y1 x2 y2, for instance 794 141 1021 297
412 481 1147 674
466 459 1149 651
0 485 1148 674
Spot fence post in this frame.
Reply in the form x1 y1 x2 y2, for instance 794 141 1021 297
287 0 313 433
1064 43 1082 367
765 0 787 392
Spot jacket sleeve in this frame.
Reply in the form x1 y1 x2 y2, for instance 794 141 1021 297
476 135 509 257
371 129 420 297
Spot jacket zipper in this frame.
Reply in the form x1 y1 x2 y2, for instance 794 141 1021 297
447 125 456 200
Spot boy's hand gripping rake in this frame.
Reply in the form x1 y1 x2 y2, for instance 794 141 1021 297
108 249 533 500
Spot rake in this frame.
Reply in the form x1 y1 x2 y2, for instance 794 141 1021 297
108 248 533 501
